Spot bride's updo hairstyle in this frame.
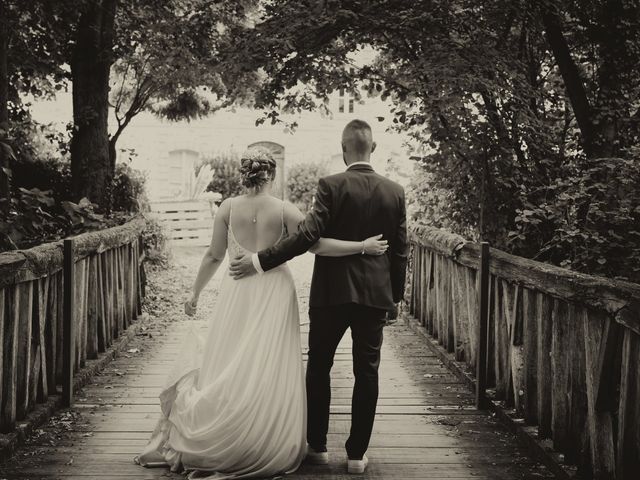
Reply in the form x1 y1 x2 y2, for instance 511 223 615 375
239 147 277 191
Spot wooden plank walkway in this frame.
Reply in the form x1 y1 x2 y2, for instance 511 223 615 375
0 249 554 480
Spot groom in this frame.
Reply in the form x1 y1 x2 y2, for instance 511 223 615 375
230 119 408 473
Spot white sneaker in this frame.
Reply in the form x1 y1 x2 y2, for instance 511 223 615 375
305 445 329 465
347 454 368 474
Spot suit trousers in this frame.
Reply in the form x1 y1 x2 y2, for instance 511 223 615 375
306 303 386 459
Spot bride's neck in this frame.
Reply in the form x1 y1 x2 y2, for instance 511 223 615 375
247 185 272 197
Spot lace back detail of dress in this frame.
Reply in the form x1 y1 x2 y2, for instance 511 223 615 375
227 200 245 258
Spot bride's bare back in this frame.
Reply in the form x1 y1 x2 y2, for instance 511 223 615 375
228 195 286 253
206 194 291 261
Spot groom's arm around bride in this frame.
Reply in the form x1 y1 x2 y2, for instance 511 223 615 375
230 121 409 316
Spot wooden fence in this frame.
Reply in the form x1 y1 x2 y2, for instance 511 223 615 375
0 218 146 432
150 200 213 246
408 226 640 480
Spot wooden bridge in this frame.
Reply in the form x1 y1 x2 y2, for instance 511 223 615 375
0 219 638 479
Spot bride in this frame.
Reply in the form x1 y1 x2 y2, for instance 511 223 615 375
135 147 389 479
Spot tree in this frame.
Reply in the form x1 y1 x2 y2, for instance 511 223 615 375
540 0 640 159
219 0 639 282
0 0 9 205
69 0 118 210
3 0 261 211
0 0 72 205
107 0 260 173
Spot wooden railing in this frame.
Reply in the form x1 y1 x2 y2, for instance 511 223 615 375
0 218 147 432
408 226 640 480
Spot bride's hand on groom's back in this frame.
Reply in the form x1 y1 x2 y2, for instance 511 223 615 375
385 303 400 325
363 234 388 255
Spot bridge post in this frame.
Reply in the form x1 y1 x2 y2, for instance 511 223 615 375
476 242 490 409
62 239 76 407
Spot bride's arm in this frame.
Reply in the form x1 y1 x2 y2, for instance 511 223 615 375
187 199 230 312
311 235 388 257
284 202 388 257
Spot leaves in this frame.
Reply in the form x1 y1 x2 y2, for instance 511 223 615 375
286 162 329 213
198 151 245 200
508 156 640 282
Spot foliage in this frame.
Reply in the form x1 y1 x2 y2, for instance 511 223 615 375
2 0 73 101
108 0 262 164
141 214 171 266
1 139 148 251
286 162 329 212
199 151 244 200
10 155 148 213
508 157 640 282
184 164 215 201
0 188 128 251
407 167 479 242
2 0 262 210
10 157 72 202
0 188 61 248
112 162 148 212
220 0 640 282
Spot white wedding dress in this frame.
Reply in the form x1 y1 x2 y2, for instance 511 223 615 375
136 201 306 479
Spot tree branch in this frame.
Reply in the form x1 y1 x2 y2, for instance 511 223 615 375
540 2 595 156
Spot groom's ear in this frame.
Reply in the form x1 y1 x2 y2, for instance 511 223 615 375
371 141 377 153
341 142 347 153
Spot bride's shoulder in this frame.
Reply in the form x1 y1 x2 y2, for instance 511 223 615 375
282 200 304 222
216 197 234 219
218 197 235 209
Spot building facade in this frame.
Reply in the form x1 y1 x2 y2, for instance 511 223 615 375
30 89 413 201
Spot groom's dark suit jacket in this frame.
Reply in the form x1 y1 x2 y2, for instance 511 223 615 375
258 163 408 311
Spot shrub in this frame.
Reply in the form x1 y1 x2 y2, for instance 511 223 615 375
0 188 63 248
112 163 148 212
286 161 329 212
199 151 244 200
508 157 640 283
141 214 171 265
11 157 148 213
0 189 125 251
10 158 72 203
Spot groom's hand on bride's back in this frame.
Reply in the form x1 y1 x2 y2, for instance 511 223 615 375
229 254 258 280
385 303 400 325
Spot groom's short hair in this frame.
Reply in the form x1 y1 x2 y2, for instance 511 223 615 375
342 120 373 154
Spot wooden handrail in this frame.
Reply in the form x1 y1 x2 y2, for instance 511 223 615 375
411 226 640 333
408 225 640 479
0 216 146 288
0 217 147 433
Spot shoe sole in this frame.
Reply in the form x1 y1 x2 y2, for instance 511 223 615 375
347 462 368 474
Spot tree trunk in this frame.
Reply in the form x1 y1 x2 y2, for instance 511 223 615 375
540 4 596 157
0 0 10 207
70 0 117 211
541 1 633 159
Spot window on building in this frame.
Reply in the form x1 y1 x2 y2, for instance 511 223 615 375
348 98 354 113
